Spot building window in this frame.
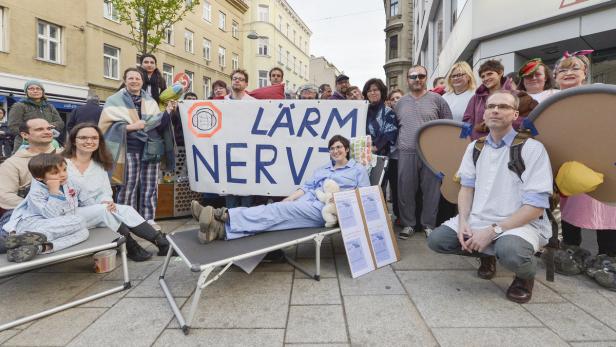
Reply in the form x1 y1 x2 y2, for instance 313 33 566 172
257 38 268 56
184 29 194 53
232 21 239 39
203 1 212 22
37 20 62 63
305 64 308 79
185 70 194 91
286 51 290 68
163 63 174 87
218 46 226 67
292 30 296 44
389 76 398 90
258 70 268 88
203 76 211 99
278 45 283 64
286 23 290 37
165 25 174 45
103 44 119 79
389 35 398 59
277 15 282 31
390 0 399 16
293 56 297 73
103 0 119 21
202 38 211 60
0 7 5 51
299 63 303 78
258 5 269 22
232 53 239 70
218 11 226 30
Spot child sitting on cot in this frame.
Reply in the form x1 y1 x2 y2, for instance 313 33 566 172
2 153 88 263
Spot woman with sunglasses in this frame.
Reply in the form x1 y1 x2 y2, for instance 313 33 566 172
442 61 477 122
63 123 171 261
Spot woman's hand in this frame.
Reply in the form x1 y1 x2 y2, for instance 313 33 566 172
126 120 146 131
102 201 117 213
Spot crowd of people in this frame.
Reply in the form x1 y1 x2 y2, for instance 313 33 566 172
0 50 614 303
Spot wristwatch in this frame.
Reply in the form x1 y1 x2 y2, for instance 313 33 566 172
491 223 504 235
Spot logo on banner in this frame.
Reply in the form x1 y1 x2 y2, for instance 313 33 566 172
188 101 222 138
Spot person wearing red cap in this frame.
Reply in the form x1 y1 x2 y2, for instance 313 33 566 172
517 58 559 103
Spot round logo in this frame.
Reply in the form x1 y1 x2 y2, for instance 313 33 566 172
192 107 218 131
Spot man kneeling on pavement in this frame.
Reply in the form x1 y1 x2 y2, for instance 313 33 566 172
427 90 553 303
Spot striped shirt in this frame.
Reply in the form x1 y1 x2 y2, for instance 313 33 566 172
394 92 452 152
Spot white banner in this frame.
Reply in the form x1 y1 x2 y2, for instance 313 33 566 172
178 100 368 196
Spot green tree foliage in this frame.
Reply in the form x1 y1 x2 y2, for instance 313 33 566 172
111 0 200 54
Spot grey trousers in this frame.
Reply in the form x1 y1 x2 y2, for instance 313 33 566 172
427 224 537 279
397 151 440 228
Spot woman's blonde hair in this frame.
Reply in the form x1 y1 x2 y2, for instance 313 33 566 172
445 61 477 93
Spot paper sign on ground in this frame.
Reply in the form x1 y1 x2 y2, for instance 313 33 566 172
334 189 375 278
357 186 400 267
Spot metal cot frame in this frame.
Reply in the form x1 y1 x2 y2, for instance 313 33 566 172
0 228 131 331
160 156 389 335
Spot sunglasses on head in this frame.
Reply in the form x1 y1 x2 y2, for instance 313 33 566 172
408 74 427 80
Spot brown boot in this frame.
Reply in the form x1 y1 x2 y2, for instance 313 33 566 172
207 219 226 242
477 256 496 279
506 276 534 304
191 200 204 221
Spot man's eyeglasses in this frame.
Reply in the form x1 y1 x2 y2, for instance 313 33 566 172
486 103 516 111
329 145 345 152
408 74 427 80
232 76 246 82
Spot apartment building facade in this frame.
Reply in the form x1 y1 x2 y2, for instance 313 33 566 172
241 0 311 93
309 55 341 89
383 0 413 93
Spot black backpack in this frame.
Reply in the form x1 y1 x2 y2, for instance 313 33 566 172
472 131 532 181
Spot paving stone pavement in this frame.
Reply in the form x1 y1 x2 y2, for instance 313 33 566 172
1 218 615 346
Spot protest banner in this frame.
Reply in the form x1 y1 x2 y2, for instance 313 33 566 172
178 100 368 196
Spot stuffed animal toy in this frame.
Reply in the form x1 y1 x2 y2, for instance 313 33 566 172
315 179 340 227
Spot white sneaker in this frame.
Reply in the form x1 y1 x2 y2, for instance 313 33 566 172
147 220 162 232
399 226 415 240
424 227 433 238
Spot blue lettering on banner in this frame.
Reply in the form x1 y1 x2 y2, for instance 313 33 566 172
256 144 278 184
226 143 248 184
322 108 358 139
297 107 320 137
193 144 219 183
268 103 296 137
250 107 268 135
286 147 313 185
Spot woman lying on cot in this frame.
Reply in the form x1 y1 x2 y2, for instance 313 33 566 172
191 134 371 243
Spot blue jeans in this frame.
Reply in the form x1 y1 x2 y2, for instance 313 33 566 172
225 195 254 208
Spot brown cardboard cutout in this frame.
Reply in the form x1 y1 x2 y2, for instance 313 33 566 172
416 120 471 203
526 84 616 203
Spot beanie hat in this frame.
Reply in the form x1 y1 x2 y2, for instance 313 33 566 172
24 80 45 94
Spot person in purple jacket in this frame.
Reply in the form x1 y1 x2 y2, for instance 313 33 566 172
329 75 350 100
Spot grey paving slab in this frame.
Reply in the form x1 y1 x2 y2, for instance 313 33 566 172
76 280 136 308
336 258 406 296
462 256 517 278
294 257 337 279
284 345 349 347
66 298 181 347
524 303 616 341
562 293 616 331
172 272 293 328
103 259 162 281
570 342 616 347
600 290 616 306
291 278 341 305
537 272 604 294
397 270 541 328
127 260 199 298
392 240 476 271
0 273 100 327
431 327 569 347
344 295 437 346
5 308 106 346
0 330 18 345
491 276 567 303
285 305 348 344
153 328 285 347
297 242 333 258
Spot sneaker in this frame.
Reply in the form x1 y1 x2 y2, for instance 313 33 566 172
552 245 591 276
190 200 203 221
585 255 616 291
5 232 47 249
197 206 216 244
147 220 162 232
7 245 39 263
423 227 433 238
399 226 414 240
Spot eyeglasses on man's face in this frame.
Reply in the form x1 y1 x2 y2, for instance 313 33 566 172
232 76 246 82
408 74 427 80
486 103 516 111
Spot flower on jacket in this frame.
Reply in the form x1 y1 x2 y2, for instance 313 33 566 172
68 188 76 197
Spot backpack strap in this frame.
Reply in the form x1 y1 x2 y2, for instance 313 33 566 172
472 136 487 166
507 132 531 181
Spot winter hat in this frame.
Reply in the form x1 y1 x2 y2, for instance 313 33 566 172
24 80 45 94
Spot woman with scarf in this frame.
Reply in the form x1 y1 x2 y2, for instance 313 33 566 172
139 54 167 104
362 78 399 220
8 80 64 151
99 68 176 232
551 51 616 290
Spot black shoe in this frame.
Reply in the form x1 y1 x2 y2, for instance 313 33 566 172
263 250 286 263
125 235 152 262
153 232 176 257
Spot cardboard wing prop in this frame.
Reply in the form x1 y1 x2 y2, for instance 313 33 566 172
416 84 616 205
416 120 472 203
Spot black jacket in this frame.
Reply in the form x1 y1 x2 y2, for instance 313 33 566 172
67 100 103 134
